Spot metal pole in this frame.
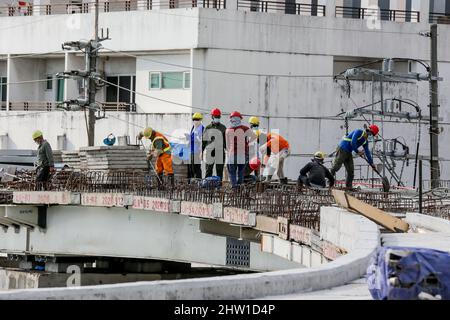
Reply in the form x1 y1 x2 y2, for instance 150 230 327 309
87 0 99 146
419 159 423 213
429 24 440 189
380 76 386 177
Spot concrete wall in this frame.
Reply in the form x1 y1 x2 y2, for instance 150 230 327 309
406 212 450 233
0 206 380 299
0 111 191 149
135 52 192 113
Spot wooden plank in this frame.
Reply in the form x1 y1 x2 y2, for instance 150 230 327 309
331 189 349 208
345 193 410 232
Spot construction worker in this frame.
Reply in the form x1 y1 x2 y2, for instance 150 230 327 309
298 151 335 188
259 131 290 184
137 127 174 186
330 124 379 189
248 116 266 178
202 108 227 181
226 111 256 188
32 130 54 184
187 112 204 180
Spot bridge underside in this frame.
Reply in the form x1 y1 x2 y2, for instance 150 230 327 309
0 205 301 272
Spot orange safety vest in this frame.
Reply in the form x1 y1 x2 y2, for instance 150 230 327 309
151 132 171 154
266 133 290 153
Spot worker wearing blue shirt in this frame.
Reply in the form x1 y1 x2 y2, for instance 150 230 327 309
330 124 379 189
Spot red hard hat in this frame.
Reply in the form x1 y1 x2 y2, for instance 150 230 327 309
211 108 221 117
369 124 379 136
230 111 243 119
249 157 261 171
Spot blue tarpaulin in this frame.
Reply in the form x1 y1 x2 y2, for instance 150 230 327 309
367 246 450 300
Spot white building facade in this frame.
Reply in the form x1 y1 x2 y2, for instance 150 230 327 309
0 0 449 185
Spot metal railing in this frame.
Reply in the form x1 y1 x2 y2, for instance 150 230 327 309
2 101 136 112
237 0 325 16
429 12 450 24
0 0 226 17
100 102 136 112
335 6 420 23
6 101 58 111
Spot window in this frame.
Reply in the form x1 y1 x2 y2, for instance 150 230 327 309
184 72 191 89
46 75 53 90
149 72 161 89
106 75 136 104
150 71 191 90
162 72 183 89
1 77 7 103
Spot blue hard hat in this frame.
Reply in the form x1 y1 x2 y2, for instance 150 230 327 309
103 134 116 146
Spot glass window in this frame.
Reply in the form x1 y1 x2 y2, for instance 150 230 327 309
119 76 131 102
106 76 118 102
46 75 53 90
162 72 183 89
1 77 7 102
149 72 161 89
184 72 191 89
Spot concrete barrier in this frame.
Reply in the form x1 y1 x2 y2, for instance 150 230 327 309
405 212 450 234
0 206 380 300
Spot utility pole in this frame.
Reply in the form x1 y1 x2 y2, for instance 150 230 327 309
87 0 100 146
429 24 440 189
60 0 109 146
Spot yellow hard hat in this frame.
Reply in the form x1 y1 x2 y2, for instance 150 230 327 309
192 112 203 120
32 130 43 140
314 151 326 160
249 116 260 126
143 127 153 138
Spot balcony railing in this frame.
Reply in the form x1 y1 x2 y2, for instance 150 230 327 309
100 102 136 112
5 102 58 111
237 0 325 16
2 101 136 112
0 0 226 17
429 12 450 25
335 6 420 23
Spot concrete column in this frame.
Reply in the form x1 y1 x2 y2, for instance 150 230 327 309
325 0 336 17
421 0 430 26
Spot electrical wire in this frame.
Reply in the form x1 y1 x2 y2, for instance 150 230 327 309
102 47 335 78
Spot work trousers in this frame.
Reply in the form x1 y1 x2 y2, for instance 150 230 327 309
187 153 202 179
36 166 50 183
156 153 174 175
205 154 225 181
227 164 246 187
330 147 354 188
264 148 290 180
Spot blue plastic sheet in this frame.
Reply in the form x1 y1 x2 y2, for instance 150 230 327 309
367 246 450 300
